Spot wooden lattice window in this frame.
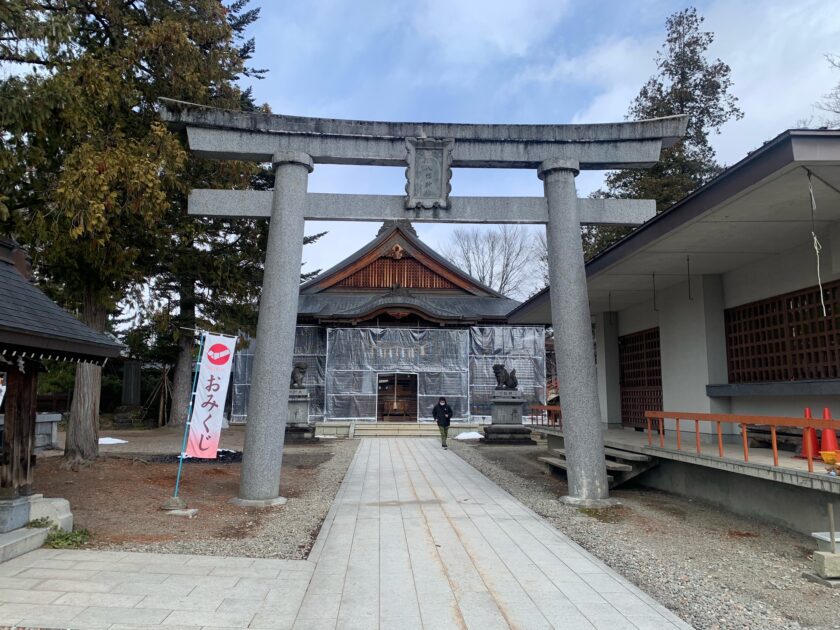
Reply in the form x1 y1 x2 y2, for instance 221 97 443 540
619 327 663 429
335 258 459 290
725 280 840 383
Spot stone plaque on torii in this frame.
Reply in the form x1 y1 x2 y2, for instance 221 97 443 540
160 99 686 507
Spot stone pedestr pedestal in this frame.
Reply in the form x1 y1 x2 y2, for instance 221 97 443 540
482 390 535 445
0 496 32 533
285 389 318 443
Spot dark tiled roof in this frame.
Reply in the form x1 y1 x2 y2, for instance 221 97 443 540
0 256 123 363
298 292 519 322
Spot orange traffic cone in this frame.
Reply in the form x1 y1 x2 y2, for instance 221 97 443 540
795 407 820 459
821 407 839 451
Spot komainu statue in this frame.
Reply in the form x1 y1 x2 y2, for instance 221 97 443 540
492 364 518 390
290 363 307 389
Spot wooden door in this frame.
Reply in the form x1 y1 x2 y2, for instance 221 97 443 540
377 373 418 422
618 328 663 429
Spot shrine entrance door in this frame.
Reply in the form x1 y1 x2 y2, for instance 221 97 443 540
377 373 418 422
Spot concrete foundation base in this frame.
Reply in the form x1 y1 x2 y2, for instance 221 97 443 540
814 551 840 578
481 424 536 445
285 424 319 443
27 495 72 532
0 496 32 533
229 496 288 508
0 527 49 563
636 458 840 535
161 496 188 511
559 495 621 509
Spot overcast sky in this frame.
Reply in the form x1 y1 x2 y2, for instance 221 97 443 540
242 0 839 294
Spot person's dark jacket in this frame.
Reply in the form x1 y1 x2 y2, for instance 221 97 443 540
433 402 453 427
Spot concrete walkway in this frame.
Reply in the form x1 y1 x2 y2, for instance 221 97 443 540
0 438 689 629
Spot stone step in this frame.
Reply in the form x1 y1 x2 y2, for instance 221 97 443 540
538 456 614 483
354 425 442 437
352 423 483 437
551 449 633 472
0 527 49 563
602 447 652 462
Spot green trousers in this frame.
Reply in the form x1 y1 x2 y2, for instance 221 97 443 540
439 425 449 445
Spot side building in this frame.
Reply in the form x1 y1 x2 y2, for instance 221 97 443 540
511 128 840 437
232 221 546 424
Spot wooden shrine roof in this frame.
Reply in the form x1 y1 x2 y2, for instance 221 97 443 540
298 223 520 324
0 239 123 365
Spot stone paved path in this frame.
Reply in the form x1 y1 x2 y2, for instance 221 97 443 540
0 438 690 629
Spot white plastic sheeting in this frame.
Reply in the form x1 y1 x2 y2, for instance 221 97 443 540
326 328 469 422
469 326 546 420
231 327 326 424
231 325 546 424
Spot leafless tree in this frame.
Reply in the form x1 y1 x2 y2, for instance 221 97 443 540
446 225 538 298
535 231 550 288
818 54 840 127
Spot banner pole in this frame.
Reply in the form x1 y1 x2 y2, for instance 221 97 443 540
162 332 206 510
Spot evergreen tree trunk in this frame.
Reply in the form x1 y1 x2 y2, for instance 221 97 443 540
168 285 195 426
64 286 106 466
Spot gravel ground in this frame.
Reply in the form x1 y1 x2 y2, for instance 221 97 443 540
450 440 840 630
100 437 358 560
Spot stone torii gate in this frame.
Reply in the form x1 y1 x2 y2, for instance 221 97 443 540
160 99 686 507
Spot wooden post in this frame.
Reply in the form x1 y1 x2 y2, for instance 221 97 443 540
0 364 37 496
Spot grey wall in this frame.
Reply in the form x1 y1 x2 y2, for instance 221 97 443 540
594 312 621 426
593 233 840 430
637 459 837 536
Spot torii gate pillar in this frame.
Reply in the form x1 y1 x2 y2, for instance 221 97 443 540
233 151 312 506
540 159 611 505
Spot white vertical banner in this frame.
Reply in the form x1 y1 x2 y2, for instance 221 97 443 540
186 333 236 459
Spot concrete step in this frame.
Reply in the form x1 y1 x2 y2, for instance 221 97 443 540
0 527 48 563
353 423 481 437
538 456 614 483
552 449 633 472
603 447 651 462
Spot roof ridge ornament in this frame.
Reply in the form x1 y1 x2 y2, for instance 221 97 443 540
405 137 454 210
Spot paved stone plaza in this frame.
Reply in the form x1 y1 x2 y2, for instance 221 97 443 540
0 439 689 629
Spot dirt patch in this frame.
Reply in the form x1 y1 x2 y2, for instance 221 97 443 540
578 505 631 523
32 435 356 558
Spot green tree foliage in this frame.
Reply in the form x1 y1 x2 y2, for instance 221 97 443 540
587 7 744 260
0 1 265 462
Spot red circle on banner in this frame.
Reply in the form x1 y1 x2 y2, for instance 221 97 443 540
207 343 232 366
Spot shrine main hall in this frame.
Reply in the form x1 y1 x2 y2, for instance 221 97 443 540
231 221 547 425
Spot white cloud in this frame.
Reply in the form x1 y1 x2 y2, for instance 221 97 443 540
411 0 571 63
255 0 840 274
703 0 840 164
516 0 840 189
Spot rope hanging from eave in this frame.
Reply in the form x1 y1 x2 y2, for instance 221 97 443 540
806 169 827 318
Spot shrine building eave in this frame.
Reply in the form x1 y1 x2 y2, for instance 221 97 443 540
0 240 124 366
297 293 520 326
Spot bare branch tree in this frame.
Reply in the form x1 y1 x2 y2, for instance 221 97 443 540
818 54 840 127
446 225 538 298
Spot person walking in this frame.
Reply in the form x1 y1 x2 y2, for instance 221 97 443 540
433 397 453 448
